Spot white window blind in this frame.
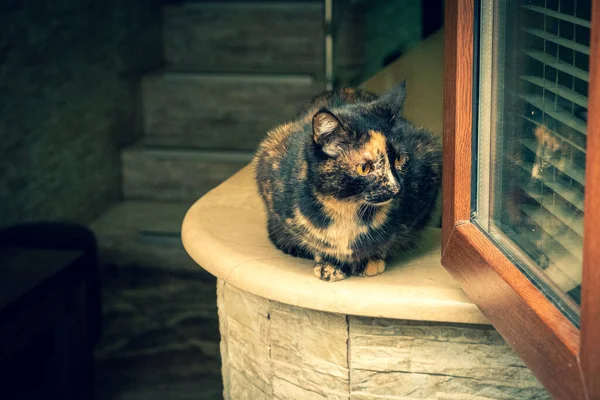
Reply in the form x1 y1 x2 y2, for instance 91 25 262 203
513 0 590 300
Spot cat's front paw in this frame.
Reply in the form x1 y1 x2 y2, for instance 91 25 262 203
313 263 349 282
356 259 386 277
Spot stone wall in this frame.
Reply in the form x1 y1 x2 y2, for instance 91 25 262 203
217 280 550 400
0 0 163 228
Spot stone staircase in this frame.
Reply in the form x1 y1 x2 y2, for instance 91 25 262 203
90 1 353 274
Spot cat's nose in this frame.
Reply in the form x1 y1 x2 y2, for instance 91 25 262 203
385 170 400 195
389 183 400 195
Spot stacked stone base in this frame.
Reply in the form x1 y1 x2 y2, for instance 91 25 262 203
217 280 549 400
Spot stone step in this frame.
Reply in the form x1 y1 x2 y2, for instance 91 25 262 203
122 143 252 202
162 2 364 84
142 72 322 151
89 201 209 275
163 2 324 75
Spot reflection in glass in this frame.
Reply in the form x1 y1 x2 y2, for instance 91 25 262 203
476 0 591 308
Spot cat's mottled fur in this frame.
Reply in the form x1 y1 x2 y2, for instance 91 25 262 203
254 83 442 281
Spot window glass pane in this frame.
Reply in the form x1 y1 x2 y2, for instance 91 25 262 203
475 0 591 315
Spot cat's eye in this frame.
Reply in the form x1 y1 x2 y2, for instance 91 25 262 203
395 154 408 169
356 162 372 176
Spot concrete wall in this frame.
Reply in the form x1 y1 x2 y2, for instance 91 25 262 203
0 0 163 228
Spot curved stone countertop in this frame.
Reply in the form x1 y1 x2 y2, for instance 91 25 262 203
182 165 488 325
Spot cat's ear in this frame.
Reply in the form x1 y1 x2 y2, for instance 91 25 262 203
312 109 348 157
374 81 406 122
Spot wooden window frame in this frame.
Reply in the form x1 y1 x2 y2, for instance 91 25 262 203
442 1 600 399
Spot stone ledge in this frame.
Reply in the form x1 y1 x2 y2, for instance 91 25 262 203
216 280 549 400
182 165 488 325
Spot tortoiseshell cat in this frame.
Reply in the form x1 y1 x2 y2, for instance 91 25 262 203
254 83 442 281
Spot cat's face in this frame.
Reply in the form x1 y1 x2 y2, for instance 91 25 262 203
311 83 409 205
